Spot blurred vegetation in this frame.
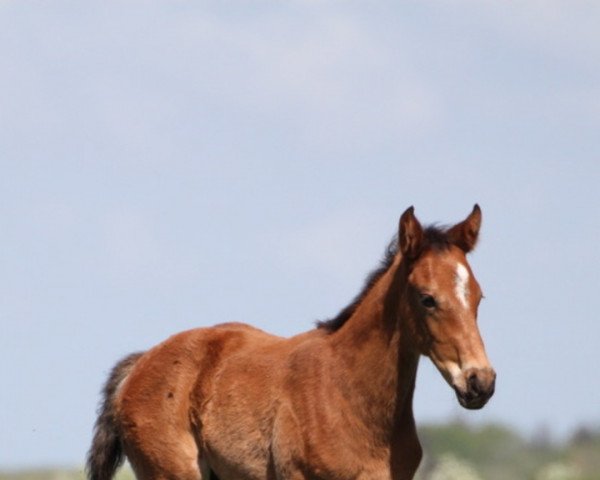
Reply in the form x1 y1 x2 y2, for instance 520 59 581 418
415 421 600 480
2 422 599 480
0 468 134 480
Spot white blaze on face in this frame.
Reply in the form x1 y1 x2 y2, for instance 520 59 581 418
455 263 470 308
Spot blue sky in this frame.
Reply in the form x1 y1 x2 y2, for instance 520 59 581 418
1 1 599 468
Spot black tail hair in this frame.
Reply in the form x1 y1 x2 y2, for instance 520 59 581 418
86 352 143 480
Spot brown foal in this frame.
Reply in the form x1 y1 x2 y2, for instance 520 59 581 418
87 205 495 480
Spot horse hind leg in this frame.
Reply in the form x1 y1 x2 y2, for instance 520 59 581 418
88 350 203 480
124 431 204 480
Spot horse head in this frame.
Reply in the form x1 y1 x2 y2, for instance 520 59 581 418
399 205 496 409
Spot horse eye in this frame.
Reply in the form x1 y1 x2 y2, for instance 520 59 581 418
420 294 437 309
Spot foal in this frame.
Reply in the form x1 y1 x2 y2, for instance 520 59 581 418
87 205 495 480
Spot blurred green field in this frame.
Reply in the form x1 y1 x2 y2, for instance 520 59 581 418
415 422 600 480
2 422 599 480
0 470 133 480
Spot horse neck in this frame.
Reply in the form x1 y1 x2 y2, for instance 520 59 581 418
327 254 420 433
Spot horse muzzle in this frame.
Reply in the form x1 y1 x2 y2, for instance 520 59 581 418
454 367 496 410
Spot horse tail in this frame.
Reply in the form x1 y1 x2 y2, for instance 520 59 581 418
86 352 143 480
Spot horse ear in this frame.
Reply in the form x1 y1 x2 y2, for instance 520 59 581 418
399 206 423 260
448 204 482 253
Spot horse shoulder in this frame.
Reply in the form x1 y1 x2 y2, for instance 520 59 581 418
271 339 359 477
278 336 420 480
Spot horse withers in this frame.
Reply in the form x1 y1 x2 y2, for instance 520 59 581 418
87 205 495 480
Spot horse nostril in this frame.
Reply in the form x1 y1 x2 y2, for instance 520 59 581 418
467 373 482 395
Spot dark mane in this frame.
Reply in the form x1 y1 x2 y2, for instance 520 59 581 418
316 225 452 332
